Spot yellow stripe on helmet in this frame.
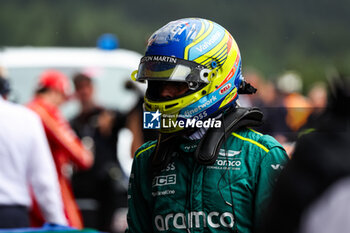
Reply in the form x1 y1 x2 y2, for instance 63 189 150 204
200 45 227 68
219 88 237 109
184 21 214 60
193 19 208 40
193 33 229 67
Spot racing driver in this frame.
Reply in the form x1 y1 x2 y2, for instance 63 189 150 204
126 18 289 233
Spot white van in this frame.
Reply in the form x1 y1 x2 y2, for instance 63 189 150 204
0 46 143 118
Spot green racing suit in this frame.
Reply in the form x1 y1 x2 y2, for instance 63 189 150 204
126 128 289 233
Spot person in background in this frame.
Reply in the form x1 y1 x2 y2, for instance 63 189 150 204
27 70 93 229
261 76 350 233
124 80 158 148
307 82 327 114
244 69 291 145
70 73 129 232
304 82 328 127
243 69 296 157
242 68 263 107
276 71 312 136
0 74 67 228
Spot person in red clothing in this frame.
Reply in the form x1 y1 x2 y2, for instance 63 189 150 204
27 69 94 229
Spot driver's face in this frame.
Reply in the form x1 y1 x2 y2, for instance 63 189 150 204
159 82 189 99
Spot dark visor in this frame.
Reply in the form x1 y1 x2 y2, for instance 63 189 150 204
136 55 211 84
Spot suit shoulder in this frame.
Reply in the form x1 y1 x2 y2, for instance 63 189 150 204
231 128 284 152
134 140 157 160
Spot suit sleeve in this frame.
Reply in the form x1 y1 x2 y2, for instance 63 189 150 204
254 146 289 231
32 104 93 170
126 157 153 233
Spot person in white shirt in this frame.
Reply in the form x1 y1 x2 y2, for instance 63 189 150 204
0 75 67 228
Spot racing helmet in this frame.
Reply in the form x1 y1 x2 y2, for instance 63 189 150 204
132 18 244 133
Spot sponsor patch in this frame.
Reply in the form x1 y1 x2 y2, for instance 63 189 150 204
152 189 176 197
219 83 232 95
152 174 177 187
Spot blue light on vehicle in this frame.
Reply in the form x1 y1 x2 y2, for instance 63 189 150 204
97 33 119 50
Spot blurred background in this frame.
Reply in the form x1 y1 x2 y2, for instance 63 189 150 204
1 0 349 89
0 0 349 232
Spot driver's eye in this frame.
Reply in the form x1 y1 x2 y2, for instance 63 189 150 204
147 81 189 100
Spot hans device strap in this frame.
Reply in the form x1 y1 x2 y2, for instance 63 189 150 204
194 107 263 165
150 107 263 172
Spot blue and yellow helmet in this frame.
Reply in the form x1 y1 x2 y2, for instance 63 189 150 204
132 18 243 133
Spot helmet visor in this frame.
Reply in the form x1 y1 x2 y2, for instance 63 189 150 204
136 55 211 86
